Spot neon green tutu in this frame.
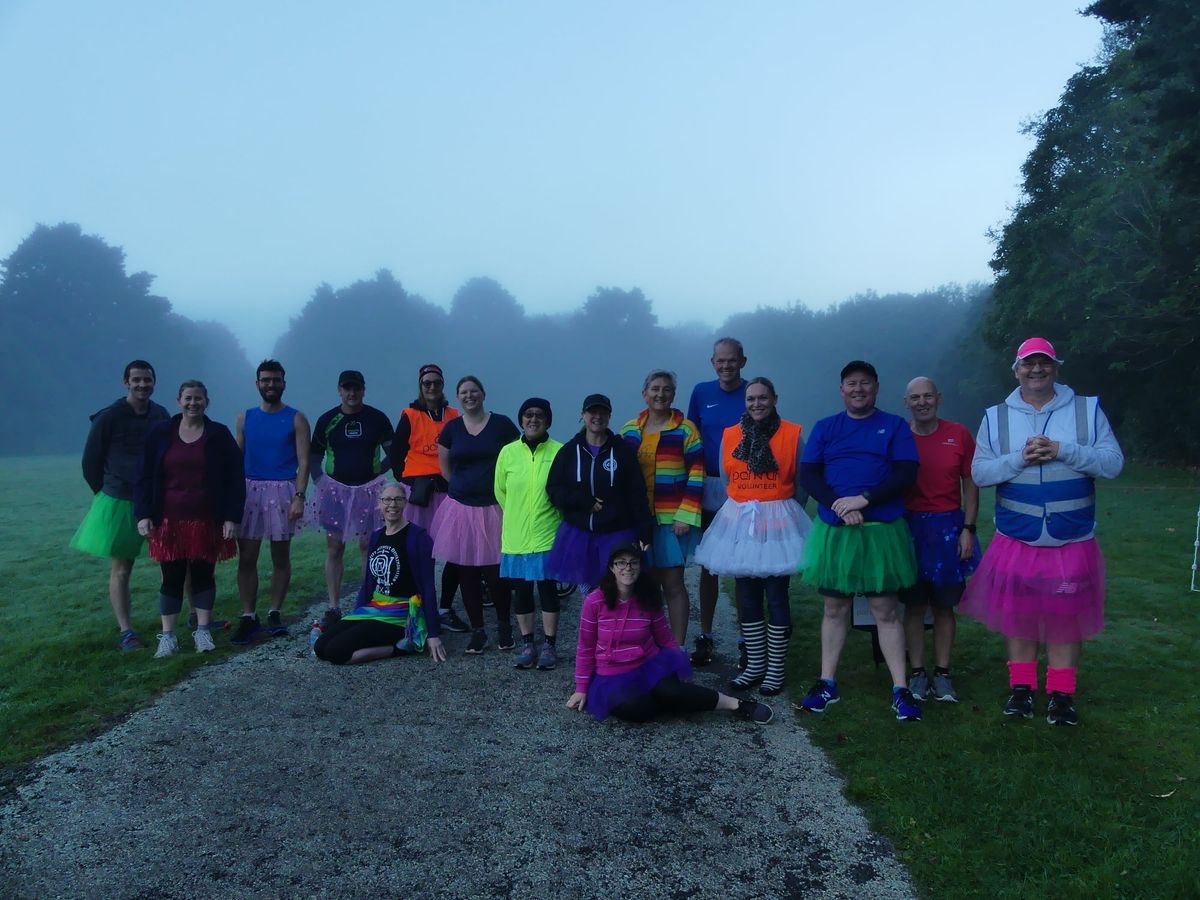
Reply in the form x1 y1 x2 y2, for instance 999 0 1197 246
70 493 146 560
800 518 917 595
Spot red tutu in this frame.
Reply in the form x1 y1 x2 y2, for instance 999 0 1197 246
148 518 236 563
960 533 1105 643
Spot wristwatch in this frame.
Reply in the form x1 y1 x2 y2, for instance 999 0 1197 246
294 491 306 500
962 523 977 534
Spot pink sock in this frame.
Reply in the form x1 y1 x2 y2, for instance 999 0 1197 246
1007 660 1038 690
1046 666 1078 695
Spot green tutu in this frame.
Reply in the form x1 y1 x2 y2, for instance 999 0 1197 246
70 493 146 560
800 518 917 595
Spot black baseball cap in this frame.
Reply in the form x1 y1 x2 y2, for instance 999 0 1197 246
338 370 365 387
581 393 612 412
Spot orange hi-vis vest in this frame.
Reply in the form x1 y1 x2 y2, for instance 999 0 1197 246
401 406 460 478
721 420 802 502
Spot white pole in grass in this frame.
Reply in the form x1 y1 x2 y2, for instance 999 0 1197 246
1192 502 1200 592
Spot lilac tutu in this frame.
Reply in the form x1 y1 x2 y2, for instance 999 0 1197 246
960 533 1105 643
586 647 693 721
404 488 447 533
500 551 551 581
905 510 980 587
241 479 305 541
430 498 502 566
545 523 637 586
310 474 387 543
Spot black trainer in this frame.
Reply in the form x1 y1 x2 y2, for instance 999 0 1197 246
266 610 288 637
230 615 263 646
1046 691 1079 726
438 609 469 633
736 698 774 724
691 634 715 666
1003 685 1035 719
465 629 487 655
496 620 515 650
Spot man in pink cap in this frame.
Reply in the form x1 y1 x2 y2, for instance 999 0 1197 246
961 337 1123 725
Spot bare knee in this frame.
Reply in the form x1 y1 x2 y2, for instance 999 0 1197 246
822 596 851 623
868 595 900 625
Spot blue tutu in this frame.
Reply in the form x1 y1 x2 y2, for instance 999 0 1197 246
500 551 551 581
545 523 637 586
645 523 699 569
586 647 693 721
905 510 981 587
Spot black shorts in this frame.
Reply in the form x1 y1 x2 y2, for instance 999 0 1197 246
898 581 965 609
818 587 898 601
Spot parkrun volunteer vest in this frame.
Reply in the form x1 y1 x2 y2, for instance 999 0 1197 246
401 406 460 478
722 420 802 502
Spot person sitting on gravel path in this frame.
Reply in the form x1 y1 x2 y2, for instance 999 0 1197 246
567 543 773 724
314 483 446 665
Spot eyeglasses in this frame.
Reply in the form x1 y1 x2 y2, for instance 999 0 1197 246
523 411 547 421
612 559 640 570
1017 361 1055 371
380 497 406 506
421 380 444 388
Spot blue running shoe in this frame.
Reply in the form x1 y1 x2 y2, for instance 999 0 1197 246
795 679 840 713
892 687 922 722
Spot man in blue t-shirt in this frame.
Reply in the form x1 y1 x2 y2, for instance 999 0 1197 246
685 337 748 668
796 361 923 722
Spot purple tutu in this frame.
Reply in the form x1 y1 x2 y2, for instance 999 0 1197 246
586 647 693 721
905 510 980 587
960 533 1105 643
404 488 447 533
241 479 305 541
545 523 637 586
310 474 387 543
430 498 502 566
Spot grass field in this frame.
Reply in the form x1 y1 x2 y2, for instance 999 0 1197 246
2 457 1197 898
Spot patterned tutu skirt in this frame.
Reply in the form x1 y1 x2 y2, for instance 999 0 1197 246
800 518 917 595
960 534 1105 643
404 488 447 533
905 509 980 586
585 647 693 721
241 479 305 541
430 498 502 567
148 518 236 563
545 523 638 586
71 492 145 560
694 498 812 577
310 474 387 543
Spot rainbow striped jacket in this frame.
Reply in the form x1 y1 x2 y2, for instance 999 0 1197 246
619 409 705 528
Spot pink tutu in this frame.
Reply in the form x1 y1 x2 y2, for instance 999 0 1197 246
960 533 1105 643
149 519 236 563
310 474 387 543
430 497 502 566
404 488 447 533
241 479 305 541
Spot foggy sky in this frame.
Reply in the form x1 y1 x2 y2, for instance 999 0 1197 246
0 2 1102 358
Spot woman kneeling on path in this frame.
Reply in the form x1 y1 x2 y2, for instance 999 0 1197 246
566 544 773 724
314 484 446 664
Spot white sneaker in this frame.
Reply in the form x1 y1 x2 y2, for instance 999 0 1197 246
155 632 179 658
193 628 216 653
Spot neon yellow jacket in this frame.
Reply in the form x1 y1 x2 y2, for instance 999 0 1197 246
494 436 564 555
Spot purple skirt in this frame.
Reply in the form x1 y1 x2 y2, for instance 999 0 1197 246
586 647 693 721
241 479 305 541
404 488 447 533
905 510 980 587
545 523 637 586
310 474 386 542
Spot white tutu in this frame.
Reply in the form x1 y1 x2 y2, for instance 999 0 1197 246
694 497 812 577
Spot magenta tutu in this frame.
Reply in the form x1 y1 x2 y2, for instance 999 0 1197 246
148 518 236 563
240 479 305 541
404 488 447 533
960 533 1106 643
585 647 693 721
545 523 638 586
310 474 387 543
429 497 502 566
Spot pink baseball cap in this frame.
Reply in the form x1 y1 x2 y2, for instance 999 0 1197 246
1014 337 1063 364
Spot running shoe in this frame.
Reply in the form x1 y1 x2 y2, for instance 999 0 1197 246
1046 691 1079 726
117 630 144 652
892 687 922 722
690 634 715 666
931 672 958 703
230 615 263 645
513 642 536 669
1003 685 1035 719
736 699 774 724
193 629 216 652
796 679 840 713
321 607 343 629
438 609 469 633
536 642 558 670
907 669 930 701
266 610 288 637
465 629 487 654
154 632 179 658
496 620 515 650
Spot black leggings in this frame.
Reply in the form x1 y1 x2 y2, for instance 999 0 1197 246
610 675 719 723
314 619 404 665
512 579 560 616
440 562 460 611
460 564 512 629
159 559 216 615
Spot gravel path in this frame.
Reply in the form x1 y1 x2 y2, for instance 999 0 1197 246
0 577 914 899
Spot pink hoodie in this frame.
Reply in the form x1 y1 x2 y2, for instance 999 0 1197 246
574 588 679 692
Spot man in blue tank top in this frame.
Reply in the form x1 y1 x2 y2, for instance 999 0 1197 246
233 360 312 644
